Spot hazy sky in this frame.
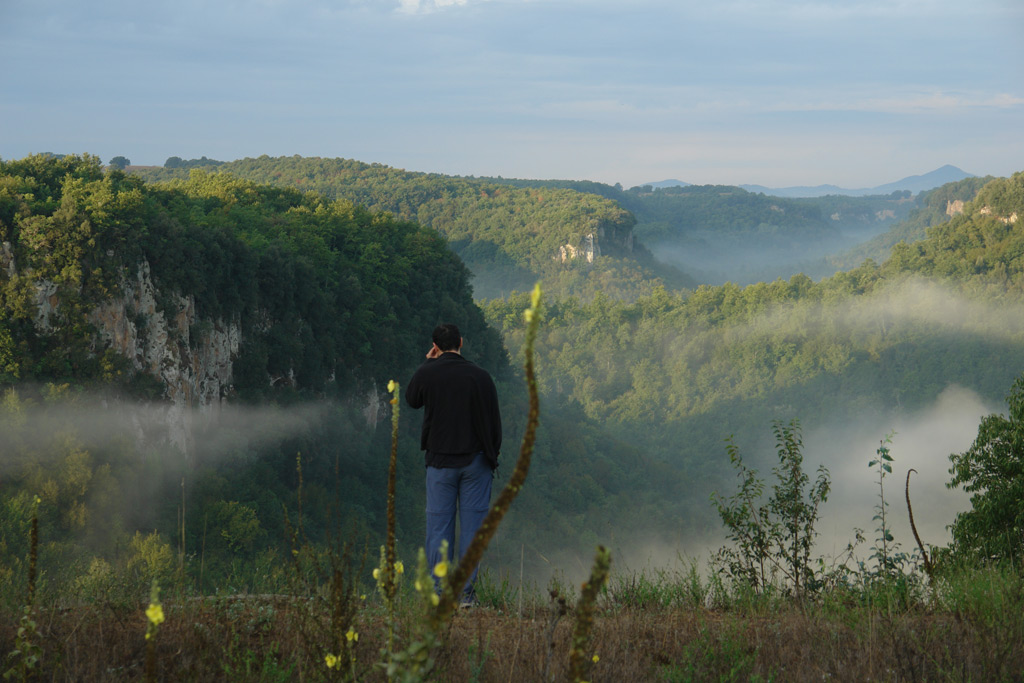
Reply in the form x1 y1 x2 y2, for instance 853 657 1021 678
2 0 1022 188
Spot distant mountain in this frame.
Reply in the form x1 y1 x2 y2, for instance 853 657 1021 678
738 165 975 198
869 165 975 196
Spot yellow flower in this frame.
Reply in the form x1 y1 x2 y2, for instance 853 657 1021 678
360 594 366 601
325 653 339 669
395 561 404 574
430 593 440 606
387 379 396 393
524 308 535 323
346 627 359 642
592 654 600 663
433 560 448 578
145 603 165 626
372 567 381 580
414 579 423 592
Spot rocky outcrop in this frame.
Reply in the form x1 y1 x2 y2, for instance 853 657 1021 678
978 206 1019 224
556 217 634 264
946 200 965 216
558 233 600 263
0 242 14 279
87 261 241 450
5 243 244 451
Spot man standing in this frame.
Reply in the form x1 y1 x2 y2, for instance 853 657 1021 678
405 323 501 605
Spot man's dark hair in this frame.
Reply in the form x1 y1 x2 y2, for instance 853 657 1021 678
432 323 461 352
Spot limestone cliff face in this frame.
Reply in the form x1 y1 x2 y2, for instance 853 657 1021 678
558 233 600 263
89 261 240 407
86 261 241 450
978 206 1019 224
556 217 634 264
10 250 243 452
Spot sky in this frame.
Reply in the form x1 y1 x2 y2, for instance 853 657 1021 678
1 0 1022 189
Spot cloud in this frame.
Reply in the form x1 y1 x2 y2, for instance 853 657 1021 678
778 90 1024 115
396 0 473 14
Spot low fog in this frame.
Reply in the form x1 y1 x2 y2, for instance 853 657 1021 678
806 384 991 560
646 224 885 286
596 385 995 586
2 274 1017 587
0 392 338 473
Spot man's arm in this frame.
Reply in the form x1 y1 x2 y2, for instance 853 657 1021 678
405 364 426 409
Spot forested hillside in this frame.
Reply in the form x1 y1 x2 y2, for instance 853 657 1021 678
834 176 994 268
134 155 941 292
134 155 1024 569
4 152 1024 596
132 157 687 300
0 154 694 589
0 154 505 394
484 172 1024 560
476 175 918 284
0 154 516 588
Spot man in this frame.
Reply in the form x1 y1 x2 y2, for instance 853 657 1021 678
405 323 501 605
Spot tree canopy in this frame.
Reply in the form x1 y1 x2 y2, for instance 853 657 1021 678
948 375 1024 562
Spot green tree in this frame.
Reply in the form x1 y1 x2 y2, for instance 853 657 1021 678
711 420 830 595
108 156 130 170
947 375 1024 562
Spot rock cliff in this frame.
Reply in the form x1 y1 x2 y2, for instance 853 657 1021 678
14 251 242 452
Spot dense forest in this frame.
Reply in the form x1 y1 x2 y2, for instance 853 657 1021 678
2 153 1024 608
133 155 926 292
133 157 685 301
0 153 508 592
0 154 690 594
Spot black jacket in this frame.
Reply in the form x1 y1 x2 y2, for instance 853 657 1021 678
405 352 502 469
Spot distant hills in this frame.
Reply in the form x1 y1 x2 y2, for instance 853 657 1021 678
642 165 975 198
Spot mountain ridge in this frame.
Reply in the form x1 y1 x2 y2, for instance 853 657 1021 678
642 165 974 198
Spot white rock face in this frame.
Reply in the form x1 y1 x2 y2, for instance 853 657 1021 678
977 206 1018 224
557 232 600 263
85 261 242 451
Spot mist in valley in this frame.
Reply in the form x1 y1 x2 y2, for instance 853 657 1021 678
645 220 893 286
0 391 339 475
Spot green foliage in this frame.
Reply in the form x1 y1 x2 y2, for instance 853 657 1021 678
0 154 507 395
163 156 224 170
712 420 830 595
130 154 681 300
865 433 907 577
625 184 829 243
128 531 175 584
661 620 772 683
3 606 42 681
836 175 993 267
3 151 1024 599
883 172 1024 284
947 373 1024 562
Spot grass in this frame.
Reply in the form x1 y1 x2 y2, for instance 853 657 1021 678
4 566 1024 681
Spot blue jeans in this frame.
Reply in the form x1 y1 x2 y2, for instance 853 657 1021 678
425 452 492 598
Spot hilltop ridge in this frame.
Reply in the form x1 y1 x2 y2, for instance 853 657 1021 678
642 165 974 198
